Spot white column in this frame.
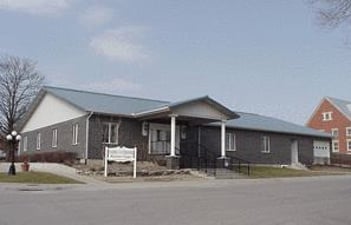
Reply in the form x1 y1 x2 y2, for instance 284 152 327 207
170 115 177 157
221 120 226 158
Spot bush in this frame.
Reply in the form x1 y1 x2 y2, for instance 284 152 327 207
18 151 77 165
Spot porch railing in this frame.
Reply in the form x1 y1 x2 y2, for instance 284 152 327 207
150 140 180 155
150 140 250 177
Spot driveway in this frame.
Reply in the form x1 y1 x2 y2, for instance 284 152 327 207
1 175 351 225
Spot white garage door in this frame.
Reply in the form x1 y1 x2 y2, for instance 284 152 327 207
313 140 330 164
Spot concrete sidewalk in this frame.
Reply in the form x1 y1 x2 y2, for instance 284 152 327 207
0 162 106 185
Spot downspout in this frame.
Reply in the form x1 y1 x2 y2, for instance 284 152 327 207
85 112 94 164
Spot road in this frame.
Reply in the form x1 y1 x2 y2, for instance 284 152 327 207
1 176 351 225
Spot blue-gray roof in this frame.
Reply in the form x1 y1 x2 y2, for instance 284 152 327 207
43 86 329 138
44 86 169 116
219 112 330 138
326 97 351 121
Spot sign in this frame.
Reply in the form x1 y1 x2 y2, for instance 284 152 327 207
104 146 137 178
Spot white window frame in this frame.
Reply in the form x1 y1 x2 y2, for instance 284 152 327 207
347 139 351 152
261 136 271 153
72 124 79 145
52 128 58 148
331 128 339 138
23 136 28 152
332 140 339 153
226 132 236 151
322 112 333 121
36 133 41 150
102 122 119 144
346 127 351 137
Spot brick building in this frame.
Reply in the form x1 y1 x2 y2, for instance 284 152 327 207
307 97 351 154
19 86 330 169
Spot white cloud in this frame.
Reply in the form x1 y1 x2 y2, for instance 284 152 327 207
89 26 149 63
79 5 114 28
81 78 141 93
0 0 73 15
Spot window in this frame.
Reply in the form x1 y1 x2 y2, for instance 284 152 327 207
261 136 270 153
346 127 351 137
322 112 333 121
23 136 27 152
72 124 79 145
52 129 58 147
36 133 41 150
102 123 119 144
332 140 339 152
347 140 351 152
226 133 236 151
331 128 339 138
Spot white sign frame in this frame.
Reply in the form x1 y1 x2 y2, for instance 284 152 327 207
104 146 137 178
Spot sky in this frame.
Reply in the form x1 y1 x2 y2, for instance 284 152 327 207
0 0 350 125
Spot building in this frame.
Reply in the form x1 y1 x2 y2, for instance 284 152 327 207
307 97 351 160
19 86 330 169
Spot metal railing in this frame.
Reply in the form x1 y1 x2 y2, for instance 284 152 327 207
226 155 251 176
150 140 251 177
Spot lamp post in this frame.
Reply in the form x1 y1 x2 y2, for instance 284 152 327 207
6 130 21 176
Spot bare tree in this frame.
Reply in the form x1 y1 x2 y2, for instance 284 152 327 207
0 55 44 135
310 0 351 29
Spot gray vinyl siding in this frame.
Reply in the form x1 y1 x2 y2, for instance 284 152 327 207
200 126 319 165
20 116 87 158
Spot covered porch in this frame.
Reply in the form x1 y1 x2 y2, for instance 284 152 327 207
134 96 239 169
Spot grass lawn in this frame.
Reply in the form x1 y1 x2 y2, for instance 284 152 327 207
248 166 341 179
0 172 82 184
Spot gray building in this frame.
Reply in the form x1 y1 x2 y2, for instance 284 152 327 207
19 86 331 169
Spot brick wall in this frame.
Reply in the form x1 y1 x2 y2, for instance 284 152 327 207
20 116 87 158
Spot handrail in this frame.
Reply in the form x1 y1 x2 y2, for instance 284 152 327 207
226 155 251 176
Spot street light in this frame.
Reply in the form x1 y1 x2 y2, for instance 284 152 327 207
6 130 21 175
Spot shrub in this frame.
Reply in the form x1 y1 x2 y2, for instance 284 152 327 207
18 151 77 165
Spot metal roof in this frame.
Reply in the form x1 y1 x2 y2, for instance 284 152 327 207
44 86 169 116
42 86 329 138
326 96 351 121
215 112 330 138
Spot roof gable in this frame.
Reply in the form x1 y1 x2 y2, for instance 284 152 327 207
134 96 239 120
21 92 86 132
325 97 351 121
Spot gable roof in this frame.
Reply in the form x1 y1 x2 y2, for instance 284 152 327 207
134 95 239 119
44 86 169 116
22 86 329 138
325 97 351 121
219 112 330 138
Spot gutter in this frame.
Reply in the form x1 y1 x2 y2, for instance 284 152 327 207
85 112 94 164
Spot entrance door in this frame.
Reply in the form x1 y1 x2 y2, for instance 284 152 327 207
291 140 299 165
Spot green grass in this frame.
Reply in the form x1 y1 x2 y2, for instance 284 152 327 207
0 172 82 184
249 166 334 179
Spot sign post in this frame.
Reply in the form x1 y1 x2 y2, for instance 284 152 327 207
104 146 137 178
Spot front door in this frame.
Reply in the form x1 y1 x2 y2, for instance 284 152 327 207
291 140 299 165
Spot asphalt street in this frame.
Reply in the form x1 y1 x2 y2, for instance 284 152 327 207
1 175 351 225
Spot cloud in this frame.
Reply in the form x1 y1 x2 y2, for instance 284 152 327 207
79 5 114 28
89 26 149 63
0 0 73 15
81 78 142 93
